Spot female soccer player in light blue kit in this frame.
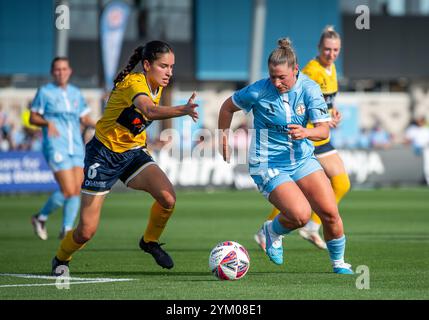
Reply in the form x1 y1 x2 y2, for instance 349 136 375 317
30 57 95 240
218 38 353 274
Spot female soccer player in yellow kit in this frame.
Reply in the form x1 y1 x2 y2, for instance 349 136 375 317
255 26 350 250
51 41 199 274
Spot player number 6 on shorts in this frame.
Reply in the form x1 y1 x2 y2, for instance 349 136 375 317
88 163 101 179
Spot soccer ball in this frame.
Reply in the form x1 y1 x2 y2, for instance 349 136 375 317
209 241 250 280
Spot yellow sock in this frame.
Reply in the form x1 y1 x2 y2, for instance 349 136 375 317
331 173 351 203
56 229 85 262
267 207 280 221
143 201 175 243
310 173 351 226
310 211 322 224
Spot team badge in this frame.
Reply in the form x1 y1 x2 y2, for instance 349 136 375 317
295 104 305 115
54 151 63 163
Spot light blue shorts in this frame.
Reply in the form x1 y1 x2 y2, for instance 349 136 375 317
250 156 322 199
43 149 84 172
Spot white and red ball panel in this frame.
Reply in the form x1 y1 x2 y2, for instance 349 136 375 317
209 241 250 280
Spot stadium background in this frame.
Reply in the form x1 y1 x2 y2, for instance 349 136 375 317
0 0 429 301
1 0 429 192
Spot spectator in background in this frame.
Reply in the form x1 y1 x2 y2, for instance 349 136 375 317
15 108 42 151
369 122 392 149
405 117 429 156
357 128 371 149
0 105 16 151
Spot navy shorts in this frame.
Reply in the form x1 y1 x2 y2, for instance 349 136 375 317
81 138 155 195
314 141 337 157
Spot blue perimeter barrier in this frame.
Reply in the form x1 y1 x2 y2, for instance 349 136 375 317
0 151 58 193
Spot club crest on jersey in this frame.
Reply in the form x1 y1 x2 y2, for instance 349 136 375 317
295 104 305 115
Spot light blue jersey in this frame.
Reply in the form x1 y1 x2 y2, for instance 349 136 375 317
31 83 89 171
232 71 330 168
232 72 330 197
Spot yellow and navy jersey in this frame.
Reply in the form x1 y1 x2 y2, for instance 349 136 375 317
95 73 163 153
302 58 337 109
302 58 338 146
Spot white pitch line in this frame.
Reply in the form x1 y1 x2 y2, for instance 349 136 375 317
0 273 136 288
0 280 135 288
0 273 135 282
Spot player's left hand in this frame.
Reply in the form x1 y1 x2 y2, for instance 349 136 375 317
185 91 199 122
287 124 308 140
329 108 342 128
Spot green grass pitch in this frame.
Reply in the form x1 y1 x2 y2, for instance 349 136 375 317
0 188 428 300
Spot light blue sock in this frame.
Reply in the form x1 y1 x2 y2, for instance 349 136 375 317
63 195 80 230
38 190 65 220
326 235 346 262
272 216 292 235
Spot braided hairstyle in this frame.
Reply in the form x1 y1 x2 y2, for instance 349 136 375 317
268 37 297 69
113 40 173 86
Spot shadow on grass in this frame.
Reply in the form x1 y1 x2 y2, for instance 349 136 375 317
70 271 212 277
250 271 332 275
84 247 314 253
84 248 211 253
25 269 330 279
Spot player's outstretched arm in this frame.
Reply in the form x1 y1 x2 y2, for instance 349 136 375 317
134 92 199 122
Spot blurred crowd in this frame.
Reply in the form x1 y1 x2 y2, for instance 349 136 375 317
1 107 429 156
0 106 95 152
0 107 42 152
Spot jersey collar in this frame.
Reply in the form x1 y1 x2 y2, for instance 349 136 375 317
142 73 160 99
282 70 303 98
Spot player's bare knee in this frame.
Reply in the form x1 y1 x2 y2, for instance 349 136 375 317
62 190 74 198
73 186 81 196
299 207 312 226
78 231 94 243
159 193 176 209
302 214 311 226
75 227 96 243
321 211 340 225
295 216 310 228
288 210 311 228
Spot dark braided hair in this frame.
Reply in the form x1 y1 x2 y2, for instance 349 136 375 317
113 41 173 86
